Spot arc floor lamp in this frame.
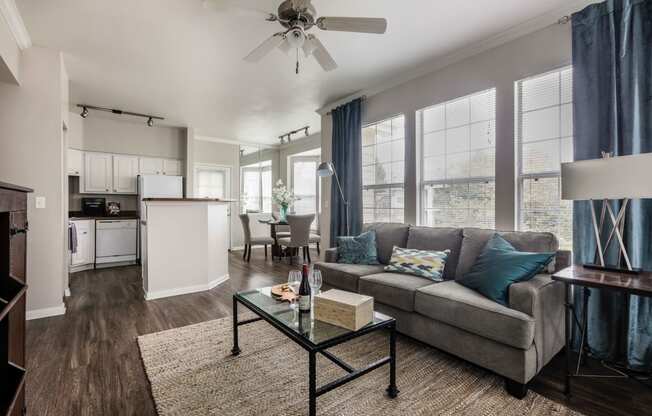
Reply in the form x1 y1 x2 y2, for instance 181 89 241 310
317 162 350 236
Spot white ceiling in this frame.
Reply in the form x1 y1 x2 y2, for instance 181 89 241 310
18 0 581 144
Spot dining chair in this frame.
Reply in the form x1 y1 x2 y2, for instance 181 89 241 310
272 211 291 238
277 214 315 264
239 213 274 262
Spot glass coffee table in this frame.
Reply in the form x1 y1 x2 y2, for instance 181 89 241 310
232 287 398 416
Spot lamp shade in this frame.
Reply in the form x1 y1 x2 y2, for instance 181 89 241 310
317 162 335 177
561 152 652 200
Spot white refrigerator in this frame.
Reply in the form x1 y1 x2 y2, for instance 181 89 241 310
137 175 183 267
138 175 183 219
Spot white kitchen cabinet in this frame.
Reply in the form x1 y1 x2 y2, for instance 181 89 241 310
84 152 113 193
70 219 95 268
113 155 139 194
67 148 83 176
139 157 164 175
163 159 182 176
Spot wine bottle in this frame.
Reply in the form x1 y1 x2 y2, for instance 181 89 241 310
298 264 312 313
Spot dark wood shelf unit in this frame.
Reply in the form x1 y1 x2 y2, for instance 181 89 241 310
0 362 26 416
0 182 31 416
0 276 26 322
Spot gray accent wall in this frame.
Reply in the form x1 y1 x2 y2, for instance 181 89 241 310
320 23 573 251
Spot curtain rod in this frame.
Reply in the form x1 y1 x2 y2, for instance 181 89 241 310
326 95 367 116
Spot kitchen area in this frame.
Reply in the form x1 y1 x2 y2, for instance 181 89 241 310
67 151 183 274
64 112 233 301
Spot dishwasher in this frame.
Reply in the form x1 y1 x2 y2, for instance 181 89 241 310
95 219 138 265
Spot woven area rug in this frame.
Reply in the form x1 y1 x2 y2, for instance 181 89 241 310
138 316 582 416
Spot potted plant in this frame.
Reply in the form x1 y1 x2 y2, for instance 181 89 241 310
272 180 296 221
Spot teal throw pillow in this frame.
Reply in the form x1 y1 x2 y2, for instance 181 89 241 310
336 231 380 265
384 246 450 282
457 234 554 306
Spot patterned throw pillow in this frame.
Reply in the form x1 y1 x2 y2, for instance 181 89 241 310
384 246 450 281
336 231 380 265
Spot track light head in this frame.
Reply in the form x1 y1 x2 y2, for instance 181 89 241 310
304 127 309 137
147 117 154 127
80 106 89 118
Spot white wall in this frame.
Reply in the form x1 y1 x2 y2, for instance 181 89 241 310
320 22 573 247
0 8 20 84
0 47 67 317
72 115 186 159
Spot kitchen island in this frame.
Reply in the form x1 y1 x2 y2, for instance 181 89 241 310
141 198 233 300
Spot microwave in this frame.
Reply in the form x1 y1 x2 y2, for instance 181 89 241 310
81 197 106 216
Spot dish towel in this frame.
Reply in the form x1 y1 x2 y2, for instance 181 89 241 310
69 223 78 254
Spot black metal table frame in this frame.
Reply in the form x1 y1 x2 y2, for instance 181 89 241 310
562 282 652 397
232 294 399 416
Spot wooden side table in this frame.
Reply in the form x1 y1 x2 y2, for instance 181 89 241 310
552 265 652 396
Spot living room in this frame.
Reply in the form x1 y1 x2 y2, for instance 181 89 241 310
0 0 650 415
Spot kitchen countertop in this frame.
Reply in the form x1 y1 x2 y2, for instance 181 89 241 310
69 211 139 220
142 198 236 202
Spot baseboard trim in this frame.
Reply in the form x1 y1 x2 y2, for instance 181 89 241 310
145 274 229 301
27 304 66 320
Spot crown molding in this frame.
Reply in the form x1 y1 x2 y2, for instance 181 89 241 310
195 134 279 149
0 0 32 50
316 0 595 116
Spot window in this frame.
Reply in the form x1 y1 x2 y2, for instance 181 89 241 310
516 67 573 249
195 164 230 199
290 150 321 230
417 89 496 228
362 115 405 224
241 160 272 213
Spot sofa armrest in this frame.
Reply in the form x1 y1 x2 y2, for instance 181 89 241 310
509 275 565 374
324 248 338 263
554 250 572 272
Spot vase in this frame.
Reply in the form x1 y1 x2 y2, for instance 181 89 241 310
280 205 289 222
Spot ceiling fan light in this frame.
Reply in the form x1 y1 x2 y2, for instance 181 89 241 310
278 37 292 54
302 36 317 57
286 28 305 49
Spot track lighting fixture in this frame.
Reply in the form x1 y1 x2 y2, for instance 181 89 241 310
76 104 163 126
278 126 311 145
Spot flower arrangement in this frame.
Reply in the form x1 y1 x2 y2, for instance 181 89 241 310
272 180 296 221
272 180 296 207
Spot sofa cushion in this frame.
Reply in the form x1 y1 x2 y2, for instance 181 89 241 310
314 262 385 292
335 231 380 265
407 226 463 280
414 281 535 350
456 228 559 279
457 234 555 306
359 273 434 312
363 223 410 264
384 246 450 281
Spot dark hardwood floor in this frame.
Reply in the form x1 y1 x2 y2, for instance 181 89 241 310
26 249 650 415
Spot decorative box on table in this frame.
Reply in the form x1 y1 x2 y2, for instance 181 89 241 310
313 289 374 331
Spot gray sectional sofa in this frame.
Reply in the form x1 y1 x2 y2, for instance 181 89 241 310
315 223 570 398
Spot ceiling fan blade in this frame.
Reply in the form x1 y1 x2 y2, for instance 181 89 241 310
317 17 387 34
308 35 337 72
202 0 276 20
244 33 286 62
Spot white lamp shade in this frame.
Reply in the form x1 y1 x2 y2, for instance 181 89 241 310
561 152 652 200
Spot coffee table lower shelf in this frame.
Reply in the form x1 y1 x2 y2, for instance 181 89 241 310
232 294 398 416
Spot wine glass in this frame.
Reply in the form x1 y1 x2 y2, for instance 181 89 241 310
309 270 323 295
287 270 302 310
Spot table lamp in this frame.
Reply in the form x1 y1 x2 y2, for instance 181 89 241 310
561 152 652 274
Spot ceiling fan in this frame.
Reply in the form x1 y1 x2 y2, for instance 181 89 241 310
205 0 388 73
